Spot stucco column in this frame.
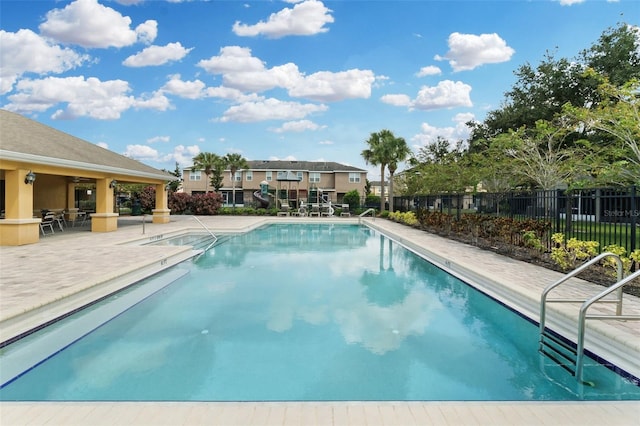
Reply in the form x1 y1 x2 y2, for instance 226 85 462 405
65 182 79 221
0 169 40 245
152 183 171 224
91 178 119 232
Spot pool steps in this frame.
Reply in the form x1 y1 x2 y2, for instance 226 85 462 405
0 268 190 387
540 253 640 382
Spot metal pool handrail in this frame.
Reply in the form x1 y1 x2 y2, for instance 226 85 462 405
358 208 376 223
538 251 640 382
191 216 218 249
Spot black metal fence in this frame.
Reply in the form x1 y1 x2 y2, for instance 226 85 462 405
394 186 639 254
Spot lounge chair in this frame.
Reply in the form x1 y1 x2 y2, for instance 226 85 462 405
309 204 321 217
278 200 291 216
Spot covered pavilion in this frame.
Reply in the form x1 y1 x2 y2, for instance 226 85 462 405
0 109 176 246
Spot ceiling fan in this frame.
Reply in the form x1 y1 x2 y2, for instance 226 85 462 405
70 176 92 184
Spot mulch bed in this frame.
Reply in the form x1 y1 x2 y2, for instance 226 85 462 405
414 224 640 298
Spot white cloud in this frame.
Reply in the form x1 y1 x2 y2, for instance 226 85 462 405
412 80 473 110
124 144 159 160
0 29 90 95
96 141 109 149
232 0 334 39
219 98 327 123
270 119 325 133
124 143 200 167
159 75 263 103
383 80 472 112
416 66 442 77
147 136 170 144
164 144 201 166
269 155 298 161
4 75 170 118
39 0 157 48
198 46 376 101
435 32 515 72
123 42 192 67
318 140 334 145
134 19 158 44
198 46 265 74
411 113 475 147
557 0 586 5
161 76 207 99
380 94 412 107
289 69 376 102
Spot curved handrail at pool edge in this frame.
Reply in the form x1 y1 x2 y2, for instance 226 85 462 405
191 216 218 251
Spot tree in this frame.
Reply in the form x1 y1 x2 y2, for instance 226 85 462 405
361 129 408 212
210 158 225 192
580 23 640 88
386 135 410 212
192 152 222 193
162 162 182 192
493 120 583 190
469 24 640 156
408 137 475 194
564 73 640 184
224 153 249 208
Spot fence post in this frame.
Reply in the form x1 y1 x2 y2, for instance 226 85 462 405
555 190 562 234
631 185 637 254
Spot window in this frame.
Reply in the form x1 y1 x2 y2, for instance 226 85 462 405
309 172 320 183
245 171 253 181
189 170 202 181
297 171 304 182
266 171 272 182
234 171 242 182
349 172 361 183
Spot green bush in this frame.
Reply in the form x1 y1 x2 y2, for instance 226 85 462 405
550 233 599 270
343 190 361 210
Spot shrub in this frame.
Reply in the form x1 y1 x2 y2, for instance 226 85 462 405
389 211 418 226
522 230 545 253
190 192 223 215
343 190 361 210
169 192 191 214
550 233 599 270
138 186 156 213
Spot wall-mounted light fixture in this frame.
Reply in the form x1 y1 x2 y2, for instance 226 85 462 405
24 171 36 185
109 179 117 189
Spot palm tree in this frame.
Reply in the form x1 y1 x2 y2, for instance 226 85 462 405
361 129 409 212
224 153 249 208
386 135 411 212
192 152 221 193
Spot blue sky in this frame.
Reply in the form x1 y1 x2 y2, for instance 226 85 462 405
1 0 638 179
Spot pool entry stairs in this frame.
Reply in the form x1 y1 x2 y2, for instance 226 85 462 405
539 252 640 383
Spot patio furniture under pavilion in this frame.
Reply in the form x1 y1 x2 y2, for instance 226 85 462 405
0 109 177 246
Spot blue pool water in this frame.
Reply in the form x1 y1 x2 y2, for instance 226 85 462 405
1 223 639 401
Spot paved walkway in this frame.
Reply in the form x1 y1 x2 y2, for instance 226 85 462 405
0 215 638 425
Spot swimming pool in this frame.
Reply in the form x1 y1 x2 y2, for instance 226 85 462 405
1 223 638 401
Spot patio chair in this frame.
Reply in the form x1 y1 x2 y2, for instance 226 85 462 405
52 211 65 231
40 213 55 235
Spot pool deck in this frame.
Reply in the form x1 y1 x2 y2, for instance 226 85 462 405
1 215 639 425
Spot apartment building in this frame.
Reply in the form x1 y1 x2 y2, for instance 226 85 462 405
182 160 367 208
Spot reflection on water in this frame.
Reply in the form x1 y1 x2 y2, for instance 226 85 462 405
1 224 639 401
